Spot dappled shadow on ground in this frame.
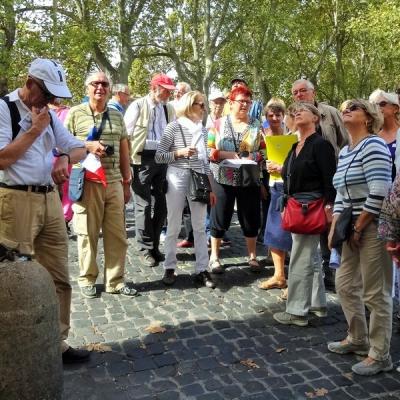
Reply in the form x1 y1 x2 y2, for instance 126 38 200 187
63 309 400 400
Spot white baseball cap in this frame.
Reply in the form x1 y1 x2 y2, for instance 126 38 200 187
28 58 72 98
209 90 225 101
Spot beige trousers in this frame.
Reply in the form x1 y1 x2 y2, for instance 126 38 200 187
336 222 393 360
0 187 71 350
72 180 127 291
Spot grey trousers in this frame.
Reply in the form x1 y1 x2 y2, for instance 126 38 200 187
336 222 393 361
286 233 326 316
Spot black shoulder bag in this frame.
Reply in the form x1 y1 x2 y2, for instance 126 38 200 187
178 124 211 204
331 138 369 248
227 116 260 187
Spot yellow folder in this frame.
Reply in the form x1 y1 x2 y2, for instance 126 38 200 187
265 135 298 179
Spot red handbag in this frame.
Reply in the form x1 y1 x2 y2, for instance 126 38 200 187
282 197 327 234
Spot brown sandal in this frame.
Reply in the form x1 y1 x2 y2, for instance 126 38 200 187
248 257 262 272
258 276 287 290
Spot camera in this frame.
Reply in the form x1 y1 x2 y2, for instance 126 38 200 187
239 151 249 158
103 144 114 156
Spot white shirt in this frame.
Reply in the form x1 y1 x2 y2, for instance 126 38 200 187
124 94 171 150
0 89 84 185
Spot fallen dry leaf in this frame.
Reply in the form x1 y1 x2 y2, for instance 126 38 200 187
145 322 166 334
275 347 287 353
305 388 329 398
86 343 112 353
240 359 260 369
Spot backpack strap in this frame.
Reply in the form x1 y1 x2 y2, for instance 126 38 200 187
1 96 21 140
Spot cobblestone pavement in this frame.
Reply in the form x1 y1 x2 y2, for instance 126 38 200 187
63 207 400 399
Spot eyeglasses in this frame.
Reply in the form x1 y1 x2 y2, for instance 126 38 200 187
233 99 252 106
377 101 388 108
89 81 110 88
193 102 205 109
292 88 310 96
30 76 55 101
343 104 366 113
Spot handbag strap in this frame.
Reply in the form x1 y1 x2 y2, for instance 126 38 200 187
177 123 206 173
285 149 295 196
343 136 370 204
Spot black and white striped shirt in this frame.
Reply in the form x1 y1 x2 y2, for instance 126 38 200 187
155 121 210 175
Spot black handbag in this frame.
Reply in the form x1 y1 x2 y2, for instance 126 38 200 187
178 125 211 204
68 167 85 202
331 138 370 248
227 116 260 187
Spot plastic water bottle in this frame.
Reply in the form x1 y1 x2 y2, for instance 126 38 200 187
329 248 341 269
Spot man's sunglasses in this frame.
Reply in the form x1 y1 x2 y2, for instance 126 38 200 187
89 81 110 88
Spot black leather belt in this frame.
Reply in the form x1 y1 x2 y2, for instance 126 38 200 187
0 182 54 193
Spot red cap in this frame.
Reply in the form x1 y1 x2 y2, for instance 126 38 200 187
151 74 176 90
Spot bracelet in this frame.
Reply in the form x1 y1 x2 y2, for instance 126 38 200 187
122 177 132 184
58 153 71 164
353 225 362 234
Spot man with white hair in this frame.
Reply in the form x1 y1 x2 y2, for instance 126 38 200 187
0 58 89 363
108 83 131 114
65 71 136 299
291 79 348 157
170 82 191 110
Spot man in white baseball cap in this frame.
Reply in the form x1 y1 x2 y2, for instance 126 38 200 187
0 58 89 364
28 58 72 99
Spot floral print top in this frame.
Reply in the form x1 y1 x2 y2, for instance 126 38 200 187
208 115 265 186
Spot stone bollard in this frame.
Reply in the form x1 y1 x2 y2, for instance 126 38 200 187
0 260 63 400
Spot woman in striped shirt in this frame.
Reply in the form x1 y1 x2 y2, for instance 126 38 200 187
327 99 393 376
155 91 216 288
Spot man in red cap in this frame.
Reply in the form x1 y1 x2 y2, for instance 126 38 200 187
124 74 176 266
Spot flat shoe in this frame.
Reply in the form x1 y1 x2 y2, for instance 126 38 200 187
209 258 224 274
280 287 288 300
258 277 287 290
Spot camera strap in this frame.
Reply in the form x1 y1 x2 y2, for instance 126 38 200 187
90 107 112 140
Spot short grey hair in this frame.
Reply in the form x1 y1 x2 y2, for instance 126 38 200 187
292 101 321 123
292 79 315 91
112 83 129 95
176 82 191 93
84 71 112 88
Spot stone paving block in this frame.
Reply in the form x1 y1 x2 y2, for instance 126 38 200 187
153 353 178 367
150 379 178 392
181 383 205 397
345 384 375 399
221 384 243 399
197 356 220 370
156 391 180 400
197 393 225 400
132 357 157 372
242 380 265 393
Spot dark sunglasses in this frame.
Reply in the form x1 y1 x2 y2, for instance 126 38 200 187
193 102 205 109
343 104 366 113
30 76 55 101
89 81 110 88
377 101 389 108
